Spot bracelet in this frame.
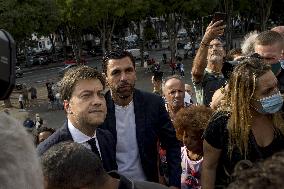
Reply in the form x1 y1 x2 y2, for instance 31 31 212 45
200 41 209 48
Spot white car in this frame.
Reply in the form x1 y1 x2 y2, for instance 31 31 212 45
126 49 149 60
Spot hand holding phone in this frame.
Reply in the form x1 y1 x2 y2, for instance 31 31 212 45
212 12 227 24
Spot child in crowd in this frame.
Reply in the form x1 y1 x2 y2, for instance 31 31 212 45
174 105 213 189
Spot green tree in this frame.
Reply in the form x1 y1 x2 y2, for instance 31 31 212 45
55 0 93 60
125 0 150 66
36 0 60 55
90 0 128 52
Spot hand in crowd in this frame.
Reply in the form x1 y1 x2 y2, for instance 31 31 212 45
202 20 226 44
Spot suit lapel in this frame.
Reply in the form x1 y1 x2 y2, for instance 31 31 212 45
105 91 117 142
133 90 146 154
58 121 73 141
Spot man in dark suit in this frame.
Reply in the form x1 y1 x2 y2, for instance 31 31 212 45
37 66 117 172
100 50 181 189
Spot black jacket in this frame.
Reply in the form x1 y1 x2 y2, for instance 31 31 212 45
109 171 169 189
100 89 181 188
37 122 117 172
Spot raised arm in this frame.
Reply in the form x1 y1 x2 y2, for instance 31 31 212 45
192 20 226 83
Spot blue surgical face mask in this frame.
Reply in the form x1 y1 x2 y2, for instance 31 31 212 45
257 92 283 114
271 61 281 75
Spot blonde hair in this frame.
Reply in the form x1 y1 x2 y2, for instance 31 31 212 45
220 57 284 158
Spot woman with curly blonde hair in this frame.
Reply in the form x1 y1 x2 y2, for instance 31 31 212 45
174 105 213 189
202 55 284 189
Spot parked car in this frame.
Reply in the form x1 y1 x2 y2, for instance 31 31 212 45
33 56 49 65
15 66 23 78
64 55 87 65
126 49 149 60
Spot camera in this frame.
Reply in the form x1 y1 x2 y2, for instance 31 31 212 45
0 29 16 100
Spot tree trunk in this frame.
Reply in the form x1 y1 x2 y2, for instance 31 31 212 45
259 0 272 31
100 29 106 53
224 0 233 50
135 21 145 67
165 13 180 61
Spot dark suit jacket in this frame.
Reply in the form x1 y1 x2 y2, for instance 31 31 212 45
37 122 117 172
100 89 181 188
109 171 169 189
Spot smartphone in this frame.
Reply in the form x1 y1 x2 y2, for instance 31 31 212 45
212 12 227 23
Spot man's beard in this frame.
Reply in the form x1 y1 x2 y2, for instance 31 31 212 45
112 82 135 99
73 112 100 132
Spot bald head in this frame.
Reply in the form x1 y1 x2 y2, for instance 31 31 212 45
271 26 284 37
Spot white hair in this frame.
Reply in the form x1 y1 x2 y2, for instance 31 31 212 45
241 31 259 55
0 112 43 189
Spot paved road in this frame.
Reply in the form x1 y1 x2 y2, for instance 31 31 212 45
16 49 194 129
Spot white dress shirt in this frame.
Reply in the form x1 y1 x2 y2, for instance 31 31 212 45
67 119 101 156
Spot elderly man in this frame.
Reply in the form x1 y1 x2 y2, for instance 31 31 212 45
37 66 117 172
100 50 181 189
191 20 227 106
163 75 191 120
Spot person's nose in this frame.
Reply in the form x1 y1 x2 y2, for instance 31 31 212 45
120 72 127 81
174 91 183 98
91 95 104 106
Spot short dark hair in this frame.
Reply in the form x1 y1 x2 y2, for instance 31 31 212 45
255 30 284 48
34 127 55 145
153 71 163 81
41 141 107 189
59 66 105 101
226 48 242 61
102 50 135 74
228 151 284 189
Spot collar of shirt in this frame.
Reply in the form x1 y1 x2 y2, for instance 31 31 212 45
67 119 97 144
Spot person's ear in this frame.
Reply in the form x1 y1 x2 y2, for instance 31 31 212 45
64 100 72 114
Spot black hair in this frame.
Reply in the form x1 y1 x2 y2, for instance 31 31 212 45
102 49 135 74
153 71 163 81
34 127 55 145
41 141 108 189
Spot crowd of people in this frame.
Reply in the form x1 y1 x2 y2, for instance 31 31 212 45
2 18 284 189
